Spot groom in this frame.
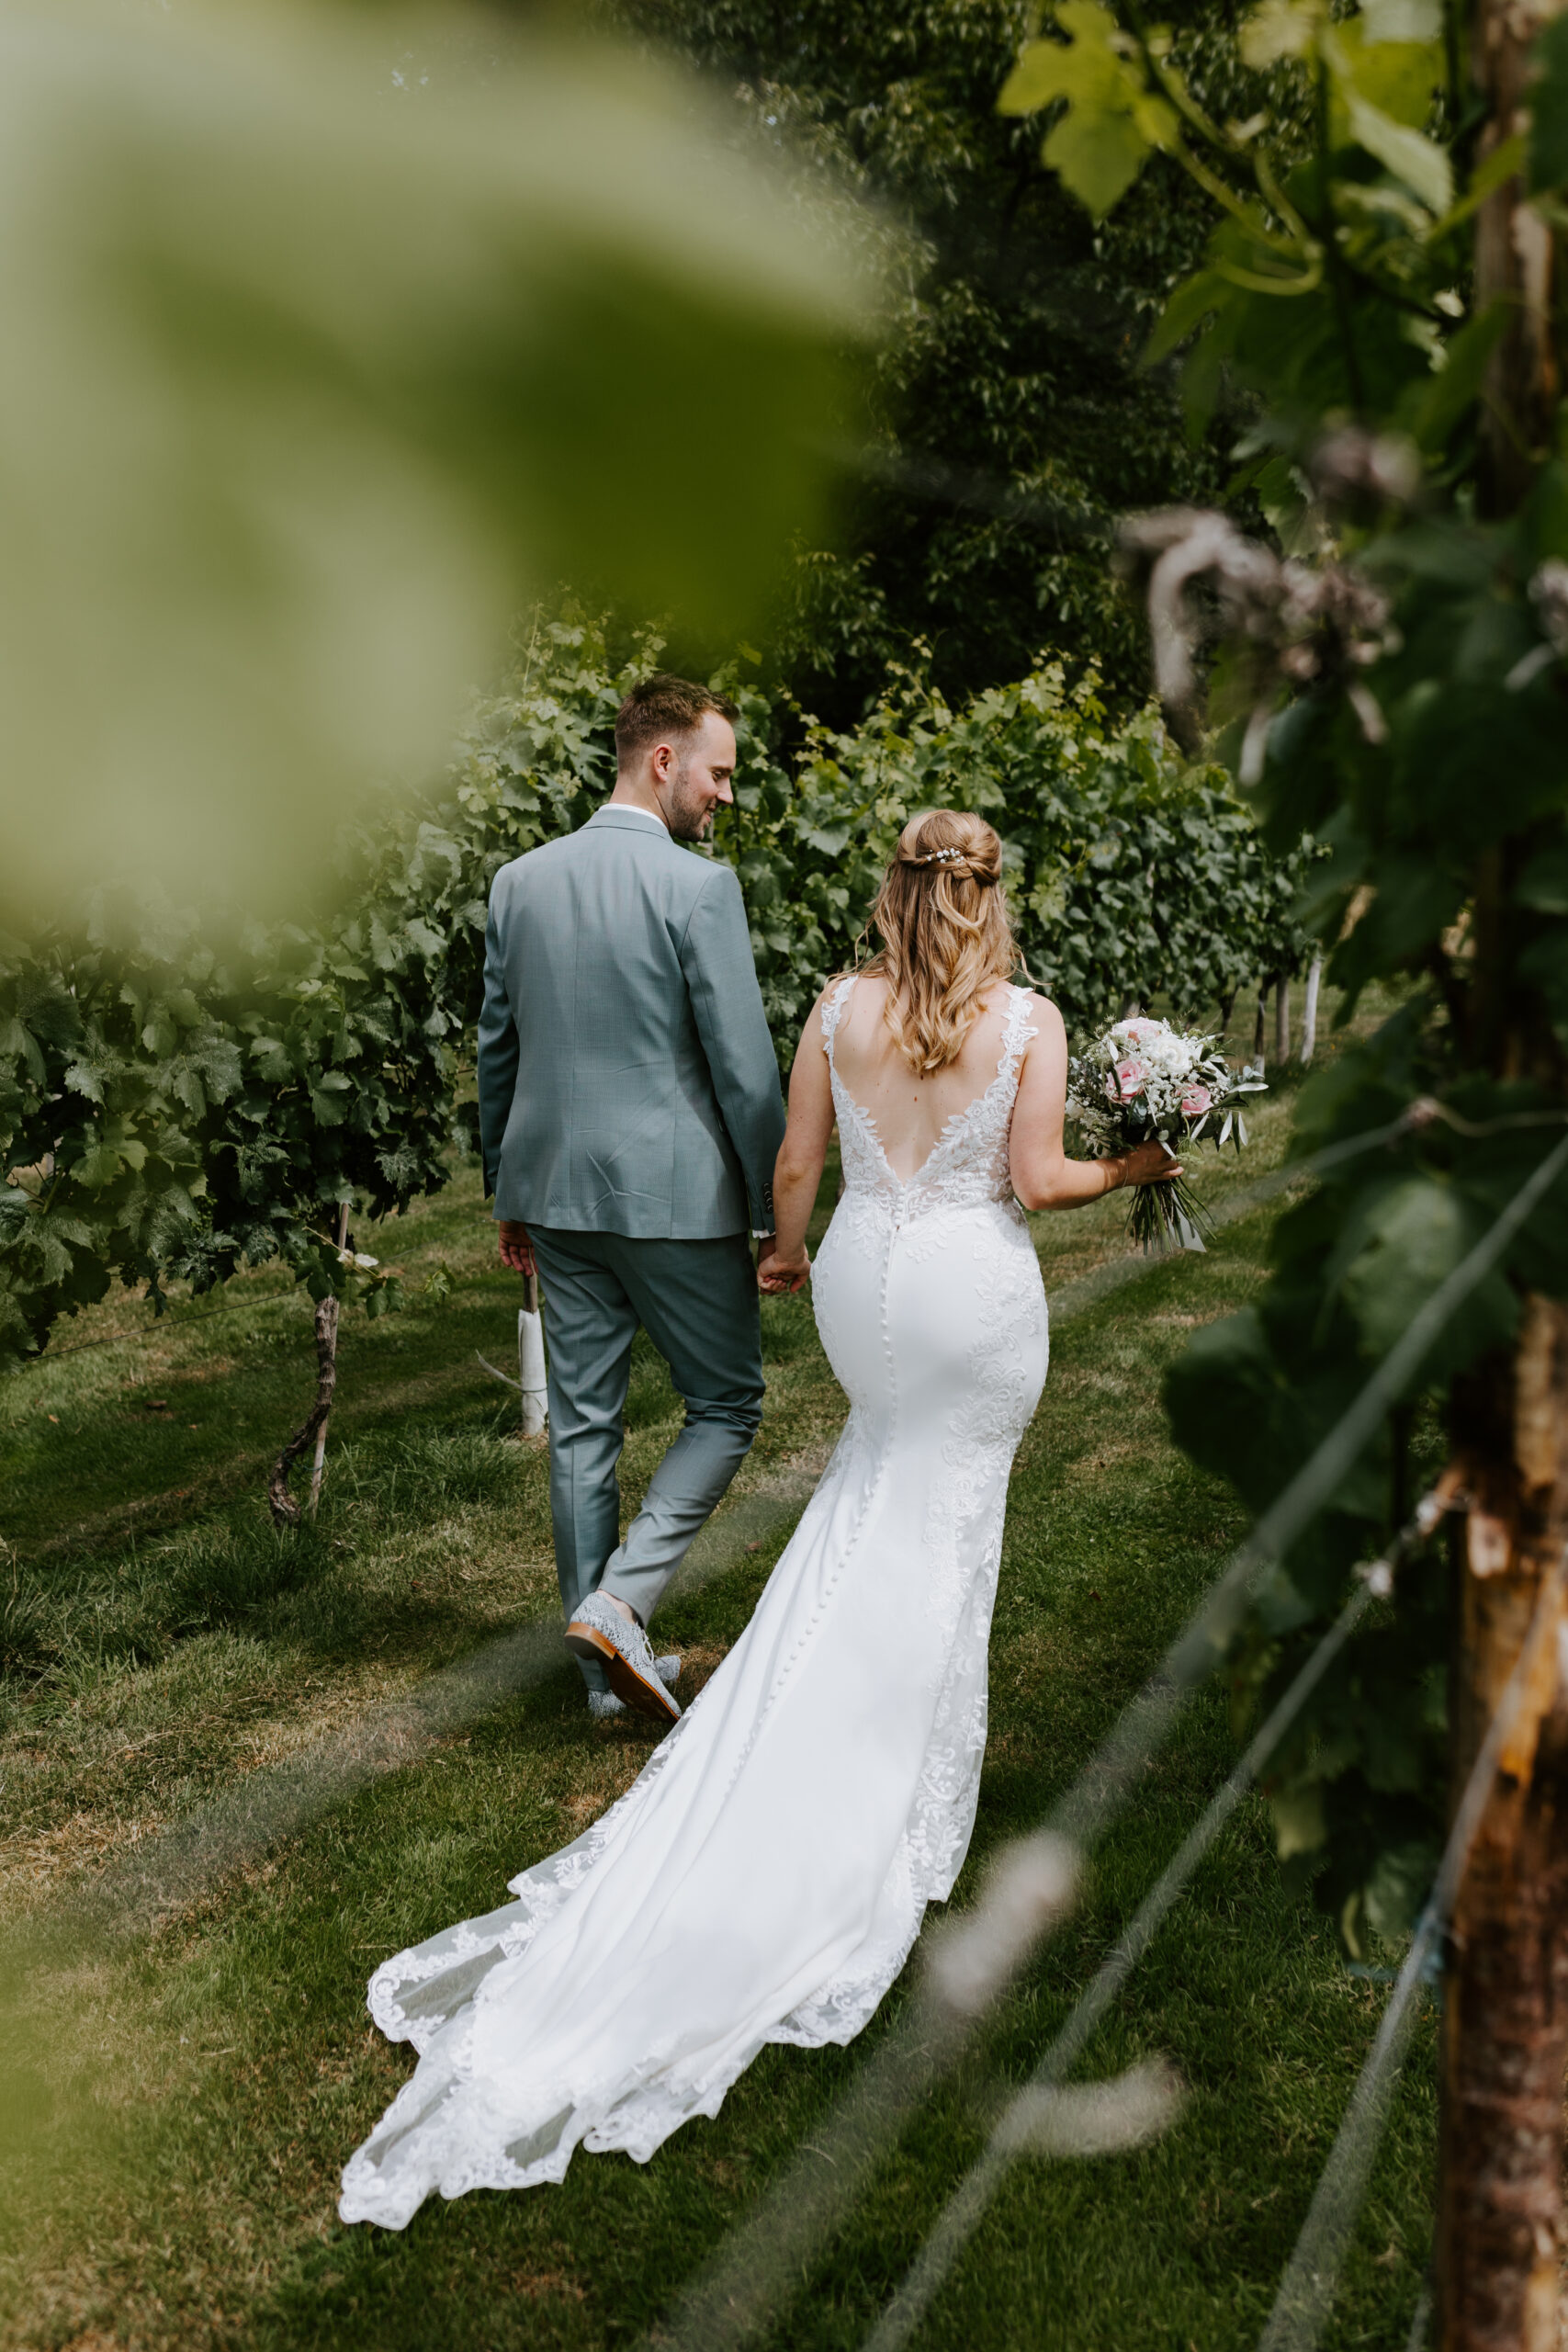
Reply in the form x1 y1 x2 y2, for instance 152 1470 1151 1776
478 675 786 1726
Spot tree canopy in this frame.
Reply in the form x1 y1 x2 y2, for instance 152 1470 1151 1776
597 0 1282 718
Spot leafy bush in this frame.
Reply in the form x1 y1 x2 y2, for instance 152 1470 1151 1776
710 652 1315 1049
0 610 1313 1363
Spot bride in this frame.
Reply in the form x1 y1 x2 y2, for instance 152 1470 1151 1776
339 807 1178 2228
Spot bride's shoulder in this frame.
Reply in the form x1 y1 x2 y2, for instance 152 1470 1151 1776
1010 988 1066 1045
807 970 869 1046
820 968 886 1013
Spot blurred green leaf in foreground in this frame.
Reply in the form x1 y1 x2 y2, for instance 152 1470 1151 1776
0 0 877 922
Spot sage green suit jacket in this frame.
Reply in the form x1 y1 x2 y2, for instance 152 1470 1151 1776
478 808 785 1238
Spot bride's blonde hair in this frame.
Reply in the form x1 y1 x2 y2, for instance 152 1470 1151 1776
861 809 1019 1074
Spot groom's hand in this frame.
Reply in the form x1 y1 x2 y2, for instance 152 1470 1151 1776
498 1219 536 1278
757 1238 810 1295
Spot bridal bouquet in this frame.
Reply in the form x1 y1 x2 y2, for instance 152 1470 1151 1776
1066 1016 1267 1251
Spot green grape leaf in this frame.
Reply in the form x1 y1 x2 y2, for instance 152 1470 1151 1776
1361 0 1442 40
1143 268 1232 365
1335 1176 1517 1374
1271 1782 1327 1860
1515 842 1568 915
1327 20 1444 129
1406 300 1506 451
0 1 874 925
1345 92 1453 210
1239 0 1324 70
999 5 1179 218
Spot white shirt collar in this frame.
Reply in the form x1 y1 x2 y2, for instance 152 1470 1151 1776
607 801 669 831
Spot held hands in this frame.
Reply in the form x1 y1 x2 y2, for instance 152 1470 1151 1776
1118 1141 1184 1188
757 1235 810 1295
498 1218 536 1278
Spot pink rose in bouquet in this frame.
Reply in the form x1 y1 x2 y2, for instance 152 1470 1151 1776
1180 1085 1212 1118
1114 1058 1147 1100
1122 1018 1162 1042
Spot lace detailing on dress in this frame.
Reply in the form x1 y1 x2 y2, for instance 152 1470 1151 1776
818 977 1038 1225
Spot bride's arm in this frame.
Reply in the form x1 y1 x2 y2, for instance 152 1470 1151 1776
1010 997 1179 1211
758 993 837 1293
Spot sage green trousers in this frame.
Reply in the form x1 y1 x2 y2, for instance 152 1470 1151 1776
528 1227 765 1692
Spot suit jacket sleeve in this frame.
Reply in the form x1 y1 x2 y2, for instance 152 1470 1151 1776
477 888 520 1203
679 864 787 1230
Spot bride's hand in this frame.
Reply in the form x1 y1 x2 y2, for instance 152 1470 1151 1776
1119 1140 1183 1187
758 1244 810 1295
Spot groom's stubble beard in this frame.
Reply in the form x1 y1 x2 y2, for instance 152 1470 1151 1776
667 753 717 842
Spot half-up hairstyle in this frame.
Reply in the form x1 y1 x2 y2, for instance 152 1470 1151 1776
862 809 1018 1074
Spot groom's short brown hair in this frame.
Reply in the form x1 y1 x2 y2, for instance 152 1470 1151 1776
614 674 738 768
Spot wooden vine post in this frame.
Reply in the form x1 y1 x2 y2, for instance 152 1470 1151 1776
266 1202 349 1528
1438 5 1568 2337
308 1202 351 1515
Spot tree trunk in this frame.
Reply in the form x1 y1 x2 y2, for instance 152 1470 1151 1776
1435 1 1568 2334
1438 1299 1568 2351
1274 976 1291 1065
1252 983 1269 1072
268 1290 343 1527
1300 954 1323 1064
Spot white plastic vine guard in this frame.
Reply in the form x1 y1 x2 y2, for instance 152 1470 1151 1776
519 1305 547 1436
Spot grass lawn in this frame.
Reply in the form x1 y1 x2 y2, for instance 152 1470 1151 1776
1 993 1437 2352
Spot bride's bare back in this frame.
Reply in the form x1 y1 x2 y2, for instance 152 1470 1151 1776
827 974 1021 1182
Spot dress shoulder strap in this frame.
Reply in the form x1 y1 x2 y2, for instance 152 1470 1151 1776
998 984 1039 1074
818 974 857 1061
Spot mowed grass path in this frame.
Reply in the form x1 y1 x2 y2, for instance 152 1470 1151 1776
2 1047 1434 2350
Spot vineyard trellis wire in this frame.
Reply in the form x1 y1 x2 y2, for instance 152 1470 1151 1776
659 1128 1568 2352
863 1493 1461 2352
0 1100 1422 1373
7 1109 1432 1945
9 1109 1561 2341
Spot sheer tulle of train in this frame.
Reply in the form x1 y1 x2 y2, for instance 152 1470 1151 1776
338 983 1047 2228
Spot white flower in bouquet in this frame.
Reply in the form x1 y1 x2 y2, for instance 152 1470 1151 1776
1066 1015 1267 1250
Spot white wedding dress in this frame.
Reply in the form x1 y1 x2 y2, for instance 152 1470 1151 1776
339 979 1048 2228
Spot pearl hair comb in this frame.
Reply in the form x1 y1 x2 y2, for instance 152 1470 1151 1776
904 845 998 882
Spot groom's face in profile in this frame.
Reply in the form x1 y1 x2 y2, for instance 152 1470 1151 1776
661 711 736 842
